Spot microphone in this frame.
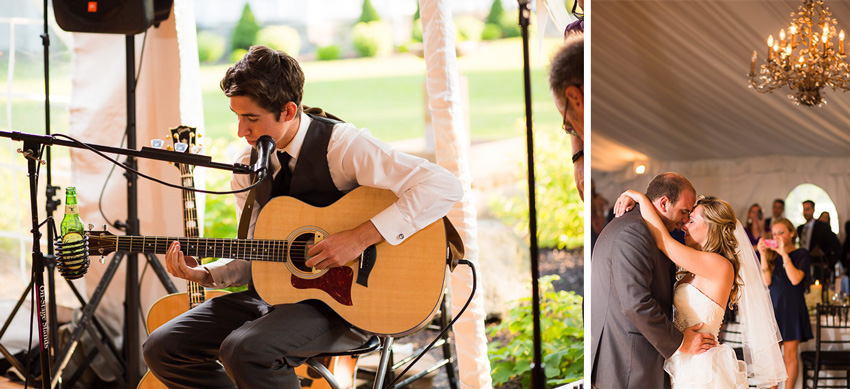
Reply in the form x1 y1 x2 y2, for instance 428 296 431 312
253 135 276 183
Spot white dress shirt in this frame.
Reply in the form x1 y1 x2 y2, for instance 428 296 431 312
203 113 463 288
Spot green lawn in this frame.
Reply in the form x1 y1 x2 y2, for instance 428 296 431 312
201 37 564 143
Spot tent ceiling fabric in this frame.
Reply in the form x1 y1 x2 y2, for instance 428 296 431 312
591 0 850 172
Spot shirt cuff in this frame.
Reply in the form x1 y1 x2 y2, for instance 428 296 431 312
371 203 416 246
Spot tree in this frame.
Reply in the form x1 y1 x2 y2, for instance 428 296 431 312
358 0 380 23
231 3 260 52
486 0 505 25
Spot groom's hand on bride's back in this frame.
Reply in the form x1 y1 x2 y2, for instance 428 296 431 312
678 322 717 354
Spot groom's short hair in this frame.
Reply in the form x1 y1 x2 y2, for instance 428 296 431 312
646 172 695 205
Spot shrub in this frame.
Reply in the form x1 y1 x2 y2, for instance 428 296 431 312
230 3 260 52
229 48 248 63
455 16 485 42
488 275 583 387
358 0 380 23
489 127 583 250
486 0 505 25
500 12 521 38
481 23 503 40
256 25 301 56
316 45 341 61
352 21 393 57
197 31 226 63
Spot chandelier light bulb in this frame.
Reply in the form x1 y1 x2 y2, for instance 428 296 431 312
768 35 774 47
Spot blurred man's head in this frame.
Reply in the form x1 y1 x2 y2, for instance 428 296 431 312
549 34 584 141
772 199 784 218
802 200 815 222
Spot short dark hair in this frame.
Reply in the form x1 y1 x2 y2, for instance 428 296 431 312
802 200 815 208
773 199 784 207
646 172 695 205
220 45 304 120
549 34 583 104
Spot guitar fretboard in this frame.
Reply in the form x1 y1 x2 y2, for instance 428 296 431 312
179 163 204 308
101 235 291 263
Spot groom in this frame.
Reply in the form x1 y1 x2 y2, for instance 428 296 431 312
590 172 716 388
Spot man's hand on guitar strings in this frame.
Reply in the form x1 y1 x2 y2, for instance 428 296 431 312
165 241 211 284
306 222 383 270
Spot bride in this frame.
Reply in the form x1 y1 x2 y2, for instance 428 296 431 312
616 190 787 388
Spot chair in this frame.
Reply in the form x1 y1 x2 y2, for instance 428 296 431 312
801 304 850 389
303 294 459 389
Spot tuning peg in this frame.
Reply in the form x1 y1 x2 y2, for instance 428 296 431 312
173 133 179 140
166 145 174 151
197 133 203 138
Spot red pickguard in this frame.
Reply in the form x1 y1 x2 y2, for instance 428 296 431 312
291 267 354 306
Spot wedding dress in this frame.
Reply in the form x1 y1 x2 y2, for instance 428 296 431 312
663 282 749 388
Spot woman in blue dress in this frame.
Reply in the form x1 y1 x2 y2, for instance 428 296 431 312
758 217 813 389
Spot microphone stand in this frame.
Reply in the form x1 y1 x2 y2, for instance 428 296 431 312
517 1 545 388
1 130 252 388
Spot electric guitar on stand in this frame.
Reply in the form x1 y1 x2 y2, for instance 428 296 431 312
138 126 228 389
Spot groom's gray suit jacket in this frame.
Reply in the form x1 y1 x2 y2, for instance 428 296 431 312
590 206 683 388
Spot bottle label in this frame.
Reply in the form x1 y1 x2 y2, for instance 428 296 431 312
65 204 78 214
60 232 86 272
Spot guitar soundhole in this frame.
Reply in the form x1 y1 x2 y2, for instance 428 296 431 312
289 233 315 273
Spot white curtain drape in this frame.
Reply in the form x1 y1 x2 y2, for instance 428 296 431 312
420 0 492 387
68 0 202 364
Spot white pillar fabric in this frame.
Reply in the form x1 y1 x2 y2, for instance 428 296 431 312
420 0 492 387
67 0 201 366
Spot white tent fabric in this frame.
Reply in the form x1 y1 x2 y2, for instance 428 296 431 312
421 0 492 387
68 0 201 370
591 0 850 240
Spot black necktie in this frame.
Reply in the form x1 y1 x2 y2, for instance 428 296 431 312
271 151 292 198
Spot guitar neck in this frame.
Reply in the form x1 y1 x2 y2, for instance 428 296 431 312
108 235 288 262
180 164 205 307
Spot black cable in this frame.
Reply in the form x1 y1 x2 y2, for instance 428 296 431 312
97 133 128 230
135 31 148 88
50 133 262 195
384 259 477 389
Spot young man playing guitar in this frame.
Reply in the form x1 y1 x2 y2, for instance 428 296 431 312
142 45 463 388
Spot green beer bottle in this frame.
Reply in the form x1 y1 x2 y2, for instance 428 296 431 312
59 187 87 279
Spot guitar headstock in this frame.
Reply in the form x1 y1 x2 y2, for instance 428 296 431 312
168 125 202 169
85 230 118 256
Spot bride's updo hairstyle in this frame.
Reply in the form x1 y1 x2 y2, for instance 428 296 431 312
696 196 743 309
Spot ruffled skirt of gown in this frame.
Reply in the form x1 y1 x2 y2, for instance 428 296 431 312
664 340 748 388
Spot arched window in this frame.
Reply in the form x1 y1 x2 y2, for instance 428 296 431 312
785 183 840 234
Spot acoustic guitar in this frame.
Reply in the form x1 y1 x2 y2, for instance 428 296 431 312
75 186 449 337
138 126 228 389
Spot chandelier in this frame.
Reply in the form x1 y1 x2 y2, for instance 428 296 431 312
747 0 850 107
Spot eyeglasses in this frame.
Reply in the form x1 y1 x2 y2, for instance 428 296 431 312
562 114 579 137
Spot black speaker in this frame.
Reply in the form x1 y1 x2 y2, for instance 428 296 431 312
54 0 172 35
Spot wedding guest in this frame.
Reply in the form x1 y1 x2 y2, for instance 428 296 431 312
797 200 842 282
758 218 813 389
564 0 584 35
843 218 850 269
764 199 784 237
745 203 765 246
549 34 584 200
818 211 830 224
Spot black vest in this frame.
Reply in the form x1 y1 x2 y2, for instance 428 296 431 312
256 114 347 209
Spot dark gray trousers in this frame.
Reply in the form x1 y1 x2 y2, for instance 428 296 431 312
143 289 369 389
